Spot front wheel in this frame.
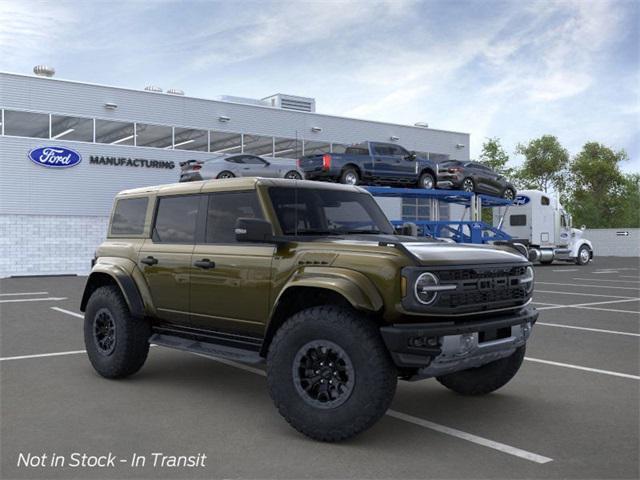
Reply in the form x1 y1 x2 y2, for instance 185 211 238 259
418 172 435 189
436 346 525 395
84 286 151 379
576 245 591 265
284 170 303 180
267 306 397 442
503 187 516 201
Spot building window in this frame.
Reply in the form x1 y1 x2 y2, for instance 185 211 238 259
273 137 301 158
243 134 274 156
95 119 135 145
210 131 242 154
136 123 173 149
3 110 49 138
402 199 431 221
51 114 93 142
303 140 331 156
173 127 208 151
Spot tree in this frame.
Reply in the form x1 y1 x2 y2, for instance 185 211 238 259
565 142 637 228
479 137 513 176
515 135 569 192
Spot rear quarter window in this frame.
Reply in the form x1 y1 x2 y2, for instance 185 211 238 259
110 197 148 235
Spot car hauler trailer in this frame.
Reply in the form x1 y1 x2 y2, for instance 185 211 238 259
492 190 593 265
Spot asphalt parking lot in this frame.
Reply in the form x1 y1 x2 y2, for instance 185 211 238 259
1 256 638 479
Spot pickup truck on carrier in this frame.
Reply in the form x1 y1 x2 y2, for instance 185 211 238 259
298 141 439 189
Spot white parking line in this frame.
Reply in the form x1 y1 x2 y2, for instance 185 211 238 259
573 306 640 315
51 307 84 318
621 275 640 279
0 297 67 304
535 298 639 311
197 354 553 464
0 350 86 362
551 269 579 272
0 291 49 296
525 357 640 380
537 282 639 291
535 290 636 299
573 278 640 284
593 271 619 274
536 322 640 337
386 410 553 464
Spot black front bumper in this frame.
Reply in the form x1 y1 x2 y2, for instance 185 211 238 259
380 306 538 369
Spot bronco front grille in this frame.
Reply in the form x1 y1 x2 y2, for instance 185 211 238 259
402 263 532 316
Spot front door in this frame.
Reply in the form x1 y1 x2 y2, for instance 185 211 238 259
189 190 274 335
138 194 201 323
238 155 275 177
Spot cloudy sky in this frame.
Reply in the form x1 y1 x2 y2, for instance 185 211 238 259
1 0 638 171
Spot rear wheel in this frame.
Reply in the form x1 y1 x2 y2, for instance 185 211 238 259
576 245 591 265
437 346 525 395
267 305 397 442
462 177 475 192
84 286 150 379
216 171 235 179
339 168 359 185
284 170 302 180
418 172 435 189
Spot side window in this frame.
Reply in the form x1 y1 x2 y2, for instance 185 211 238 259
561 215 567 227
226 156 244 164
510 215 527 226
110 197 148 235
373 145 391 155
242 155 266 165
388 145 409 157
541 196 550 206
205 191 264 243
153 196 200 244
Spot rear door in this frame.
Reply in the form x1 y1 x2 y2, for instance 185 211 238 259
138 194 201 323
189 190 275 335
371 143 396 180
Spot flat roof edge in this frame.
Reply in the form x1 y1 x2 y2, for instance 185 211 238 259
0 71 470 136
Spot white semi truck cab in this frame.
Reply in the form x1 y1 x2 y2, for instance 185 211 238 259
493 190 593 265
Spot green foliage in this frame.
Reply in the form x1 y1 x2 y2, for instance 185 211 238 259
515 135 569 192
565 143 638 228
479 137 511 174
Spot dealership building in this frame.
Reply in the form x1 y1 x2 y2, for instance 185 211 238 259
0 69 470 277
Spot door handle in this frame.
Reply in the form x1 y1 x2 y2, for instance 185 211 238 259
141 256 158 266
194 259 216 269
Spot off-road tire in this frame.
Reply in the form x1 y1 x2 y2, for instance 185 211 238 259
575 245 591 265
339 167 360 185
418 172 435 189
267 305 397 442
84 286 150 379
436 345 525 395
216 171 235 179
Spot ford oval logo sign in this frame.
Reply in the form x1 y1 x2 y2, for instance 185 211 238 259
513 195 530 206
28 147 82 168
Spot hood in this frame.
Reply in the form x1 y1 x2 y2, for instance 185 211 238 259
310 235 527 265
402 242 526 265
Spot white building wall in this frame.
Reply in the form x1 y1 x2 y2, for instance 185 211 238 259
584 228 640 258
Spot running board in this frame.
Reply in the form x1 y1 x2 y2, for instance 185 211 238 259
150 333 264 364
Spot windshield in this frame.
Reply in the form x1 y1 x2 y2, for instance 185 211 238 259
268 187 395 236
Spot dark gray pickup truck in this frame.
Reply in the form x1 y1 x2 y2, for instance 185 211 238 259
298 141 438 189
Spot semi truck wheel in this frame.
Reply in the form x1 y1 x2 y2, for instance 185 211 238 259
84 286 151 379
576 245 591 265
436 346 525 395
266 305 397 442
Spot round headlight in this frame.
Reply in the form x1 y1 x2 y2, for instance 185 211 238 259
522 266 534 293
414 272 440 305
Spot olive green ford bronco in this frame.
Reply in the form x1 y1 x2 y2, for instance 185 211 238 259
81 178 537 441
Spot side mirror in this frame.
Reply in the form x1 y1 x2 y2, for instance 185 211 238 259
235 218 273 243
405 151 417 161
396 222 418 236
